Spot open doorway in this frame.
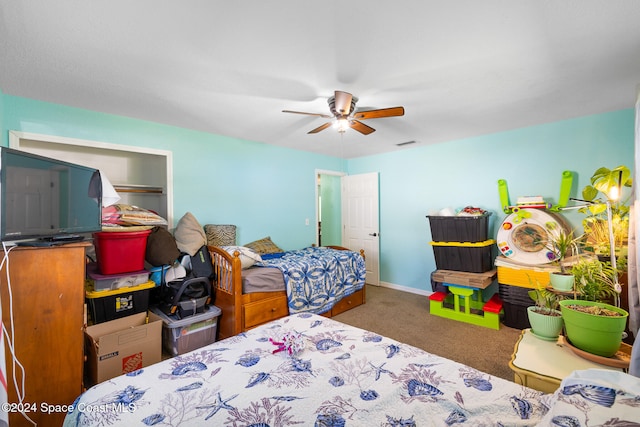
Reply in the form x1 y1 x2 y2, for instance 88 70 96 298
316 170 345 246
315 170 380 285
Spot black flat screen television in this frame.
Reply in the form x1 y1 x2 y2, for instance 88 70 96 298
0 147 102 245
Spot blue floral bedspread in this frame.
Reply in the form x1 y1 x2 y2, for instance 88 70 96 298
62 313 566 426
256 246 366 315
538 368 640 425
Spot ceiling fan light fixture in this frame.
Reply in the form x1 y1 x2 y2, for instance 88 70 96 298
283 90 405 135
334 118 350 133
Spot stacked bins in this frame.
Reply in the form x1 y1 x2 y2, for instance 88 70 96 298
496 258 555 329
427 213 494 275
87 229 154 324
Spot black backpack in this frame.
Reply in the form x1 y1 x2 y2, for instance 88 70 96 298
189 245 216 283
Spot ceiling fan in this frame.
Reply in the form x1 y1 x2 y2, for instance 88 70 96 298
283 90 404 135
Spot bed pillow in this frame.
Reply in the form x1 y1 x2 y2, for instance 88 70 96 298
244 236 284 255
221 246 262 269
173 212 207 256
204 224 237 246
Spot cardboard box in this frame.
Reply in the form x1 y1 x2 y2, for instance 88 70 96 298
84 311 162 386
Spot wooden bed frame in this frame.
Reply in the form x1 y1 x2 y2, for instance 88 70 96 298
208 245 366 340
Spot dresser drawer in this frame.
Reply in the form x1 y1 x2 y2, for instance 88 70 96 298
243 295 289 329
331 289 364 316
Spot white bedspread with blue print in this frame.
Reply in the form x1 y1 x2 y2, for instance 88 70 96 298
64 314 640 426
257 246 366 315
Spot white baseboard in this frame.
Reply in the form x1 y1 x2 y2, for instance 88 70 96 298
376 281 432 297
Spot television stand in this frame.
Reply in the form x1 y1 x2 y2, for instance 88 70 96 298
1 242 88 425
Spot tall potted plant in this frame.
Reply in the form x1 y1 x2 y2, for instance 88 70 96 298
560 258 628 357
527 284 563 340
579 165 632 257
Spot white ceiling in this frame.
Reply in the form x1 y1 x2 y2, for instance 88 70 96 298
1 1 640 159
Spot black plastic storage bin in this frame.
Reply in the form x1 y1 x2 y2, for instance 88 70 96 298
426 213 491 243
498 283 532 329
86 281 155 324
430 240 495 273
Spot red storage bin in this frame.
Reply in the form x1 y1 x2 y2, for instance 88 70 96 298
93 230 152 275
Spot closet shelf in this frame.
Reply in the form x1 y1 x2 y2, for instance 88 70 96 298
113 184 164 194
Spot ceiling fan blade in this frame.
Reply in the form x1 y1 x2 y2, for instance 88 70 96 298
349 120 376 135
333 91 353 115
353 106 405 120
282 109 333 119
308 122 333 134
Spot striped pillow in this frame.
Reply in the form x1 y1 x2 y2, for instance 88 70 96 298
244 236 284 254
205 224 237 246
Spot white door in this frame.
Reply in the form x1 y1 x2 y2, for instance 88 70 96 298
342 172 380 286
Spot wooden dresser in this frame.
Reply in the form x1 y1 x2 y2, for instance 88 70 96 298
0 242 88 427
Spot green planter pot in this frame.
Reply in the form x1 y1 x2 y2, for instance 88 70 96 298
527 306 563 340
559 299 629 357
549 272 574 292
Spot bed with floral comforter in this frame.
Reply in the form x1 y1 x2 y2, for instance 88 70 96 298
256 246 366 314
64 313 640 426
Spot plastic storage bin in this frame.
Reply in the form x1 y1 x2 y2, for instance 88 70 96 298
496 265 554 289
426 213 491 243
151 305 221 356
86 280 156 324
430 239 495 273
87 262 149 291
93 229 152 275
498 283 532 329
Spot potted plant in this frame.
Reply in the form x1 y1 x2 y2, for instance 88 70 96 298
526 284 564 340
571 257 620 303
545 227 582 292
579 165 632 257
560 258 628 357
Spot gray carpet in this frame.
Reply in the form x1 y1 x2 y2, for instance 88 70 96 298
333 284 523 382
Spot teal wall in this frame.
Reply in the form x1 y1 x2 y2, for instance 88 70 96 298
0 91 634 293
349 109 635 292
0 94 344 250
0 89 4 139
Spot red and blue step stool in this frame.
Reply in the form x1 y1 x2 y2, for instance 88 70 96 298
429 269 503 330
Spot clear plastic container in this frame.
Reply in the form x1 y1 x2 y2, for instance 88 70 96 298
151 305 221 356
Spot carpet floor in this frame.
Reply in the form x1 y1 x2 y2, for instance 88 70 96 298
333 284 524 382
